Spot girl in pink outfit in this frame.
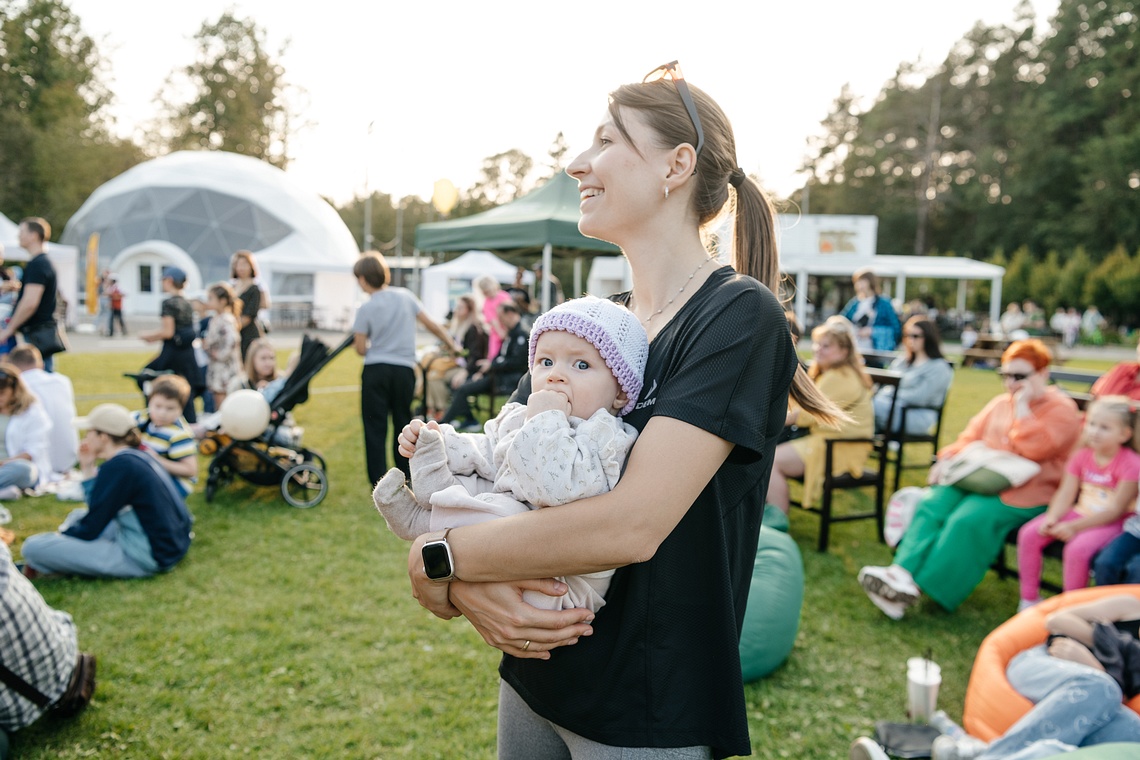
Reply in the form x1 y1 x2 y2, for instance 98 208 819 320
1017 396 1140 607
475 275 515 359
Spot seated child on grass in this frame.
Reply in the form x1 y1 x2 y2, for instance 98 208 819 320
1017 396 1140 609
372 296 648 612
132 374 198 497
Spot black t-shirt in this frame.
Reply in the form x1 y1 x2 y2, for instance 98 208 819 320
161 295 194 330
499 266 797 759
15 253 58 329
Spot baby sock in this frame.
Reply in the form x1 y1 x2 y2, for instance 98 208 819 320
409 427 462 502
372 469 431 540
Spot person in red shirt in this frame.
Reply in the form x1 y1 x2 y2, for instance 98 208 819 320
106 274 126 337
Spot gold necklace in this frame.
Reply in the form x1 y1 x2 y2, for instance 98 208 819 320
635 256 713 325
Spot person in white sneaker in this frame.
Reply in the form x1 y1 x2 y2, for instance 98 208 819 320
859 340 1082 617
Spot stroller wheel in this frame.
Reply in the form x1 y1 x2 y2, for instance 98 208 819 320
281 462 328 509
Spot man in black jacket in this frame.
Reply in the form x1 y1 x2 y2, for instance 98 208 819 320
443 301 529 429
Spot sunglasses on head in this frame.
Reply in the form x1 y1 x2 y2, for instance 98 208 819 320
642 60 705 157
997 370 1031 382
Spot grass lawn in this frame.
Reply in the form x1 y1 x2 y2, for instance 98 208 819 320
3 347 1116 759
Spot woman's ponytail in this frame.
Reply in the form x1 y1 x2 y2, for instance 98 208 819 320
732 179 845 429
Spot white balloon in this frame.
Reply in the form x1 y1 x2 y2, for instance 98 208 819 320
220 389 272 441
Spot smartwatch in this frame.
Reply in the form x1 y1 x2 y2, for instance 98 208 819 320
421 528 456 582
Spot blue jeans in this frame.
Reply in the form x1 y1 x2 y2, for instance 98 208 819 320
978 646 1140 759
21 508 156 579
1094 532 1140 586
0 458 37 490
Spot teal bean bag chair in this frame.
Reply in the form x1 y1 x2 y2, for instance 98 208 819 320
739 505 805 682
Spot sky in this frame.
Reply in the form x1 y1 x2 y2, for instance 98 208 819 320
65 0 1060 206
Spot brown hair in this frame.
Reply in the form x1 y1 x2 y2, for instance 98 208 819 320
852 267 879 293
7 345 42 370
19 217 50 242
902 316 944 362
149 374 191 406
244 338 279 385
0 361 37 415
107 428 143 448
808 317 872 389
209 281 243 323
230 250 259 279
609 78 842 426
353 252 389 289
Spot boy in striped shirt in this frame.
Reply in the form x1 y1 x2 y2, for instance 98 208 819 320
131 375 197 496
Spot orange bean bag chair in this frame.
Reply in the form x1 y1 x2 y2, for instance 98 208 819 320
963 585 1140 741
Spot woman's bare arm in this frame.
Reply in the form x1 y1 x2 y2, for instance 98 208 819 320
1046 594 1140 646
408 416 734 617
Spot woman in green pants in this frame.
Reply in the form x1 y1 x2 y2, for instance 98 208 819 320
859 339 1081 618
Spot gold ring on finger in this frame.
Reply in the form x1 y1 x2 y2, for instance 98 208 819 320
522 640 531 651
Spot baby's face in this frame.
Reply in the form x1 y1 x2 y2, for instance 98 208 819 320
530 331 626 419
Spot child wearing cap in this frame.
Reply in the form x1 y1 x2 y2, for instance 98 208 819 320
20 403 193 579
373 295 648 612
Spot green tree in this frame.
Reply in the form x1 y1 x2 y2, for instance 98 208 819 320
0 0 142 230
1001 247 1034 305
463 148 535 208
1026 251 1062 312
1055 247 1094 308
157 12 294 168
542 132 570 180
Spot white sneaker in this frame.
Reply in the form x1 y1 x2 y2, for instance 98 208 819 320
866 590 906 620
858 565 920 605
850 737 890 760
1017 597 1040 613
931 734 988 760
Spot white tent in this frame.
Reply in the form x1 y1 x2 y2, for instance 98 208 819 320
0 212 80 327
776 214 1004 329
60 151 360 328
419 250 532 322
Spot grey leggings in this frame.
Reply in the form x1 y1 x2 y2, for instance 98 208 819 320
497 680 714 760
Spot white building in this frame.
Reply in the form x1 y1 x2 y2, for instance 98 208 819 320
60 151 361 328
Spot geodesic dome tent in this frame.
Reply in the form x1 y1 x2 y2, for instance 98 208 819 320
61 151 361 328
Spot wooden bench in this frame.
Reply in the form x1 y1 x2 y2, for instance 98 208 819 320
961 347 1005 368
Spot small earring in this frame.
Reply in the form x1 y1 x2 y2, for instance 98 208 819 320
664 185 669 200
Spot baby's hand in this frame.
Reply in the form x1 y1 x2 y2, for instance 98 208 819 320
397 419 441 458
527 389 571 419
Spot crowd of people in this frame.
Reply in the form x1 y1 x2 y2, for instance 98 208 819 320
3 59 1140 759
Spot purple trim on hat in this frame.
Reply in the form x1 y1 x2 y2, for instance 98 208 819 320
529 310 644 416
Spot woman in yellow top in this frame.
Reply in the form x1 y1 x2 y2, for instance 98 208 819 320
767 315 875 512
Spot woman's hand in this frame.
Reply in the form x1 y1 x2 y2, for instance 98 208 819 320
449 580 594 660
397 419 440 459
927 459 946 485
449 370 469 389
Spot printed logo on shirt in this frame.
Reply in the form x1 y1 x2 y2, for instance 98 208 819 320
635 378 658 411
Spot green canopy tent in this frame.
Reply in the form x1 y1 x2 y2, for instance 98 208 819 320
414 172 620 310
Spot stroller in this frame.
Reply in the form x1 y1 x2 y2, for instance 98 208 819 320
198 333 353 508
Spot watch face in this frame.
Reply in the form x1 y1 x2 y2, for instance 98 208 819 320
422 541 453 580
